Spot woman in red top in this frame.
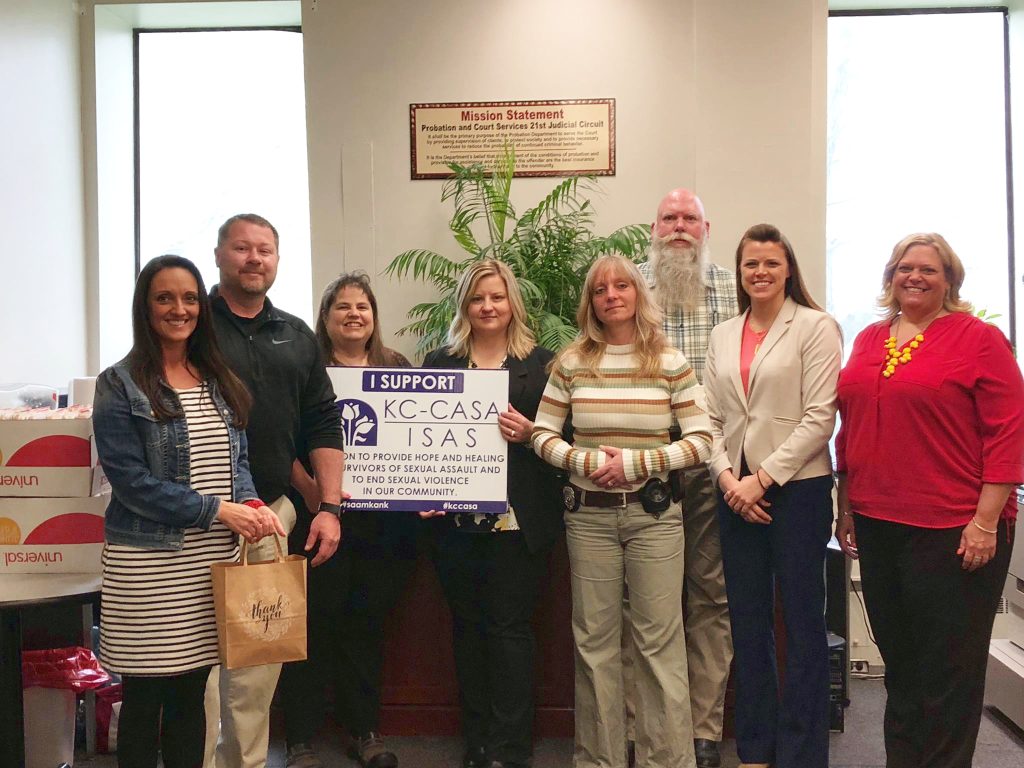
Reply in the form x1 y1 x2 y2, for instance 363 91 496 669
835 233 1024 768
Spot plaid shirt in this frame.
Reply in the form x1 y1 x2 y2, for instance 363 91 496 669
637 259 739 384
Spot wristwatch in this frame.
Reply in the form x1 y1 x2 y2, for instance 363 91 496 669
317 501 344 518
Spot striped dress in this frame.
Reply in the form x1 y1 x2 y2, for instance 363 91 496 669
100 384 239 675
532 343 712 492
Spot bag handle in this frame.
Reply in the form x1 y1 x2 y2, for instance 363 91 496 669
239 535 287 566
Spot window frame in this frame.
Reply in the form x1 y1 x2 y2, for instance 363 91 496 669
827 5 1016 345
132 25 302 277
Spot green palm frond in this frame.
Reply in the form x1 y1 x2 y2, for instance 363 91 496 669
536 312 580 351
449 209 482 255
384 249 459 284
520 176 591 223
386 144 648 352
975 308 1003 323
396 295 457 356
595 224 652 261
405 300 446 319
484 144 516 242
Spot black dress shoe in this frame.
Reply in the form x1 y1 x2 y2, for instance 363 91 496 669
694 738 721 768
462 746 489 768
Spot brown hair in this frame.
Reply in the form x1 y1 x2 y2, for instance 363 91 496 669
129 255 250 424
734 223 820 313
216 213 279 249
315 271 398 366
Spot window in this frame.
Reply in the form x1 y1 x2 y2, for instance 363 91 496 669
827 9 1013 349
136 28 312 322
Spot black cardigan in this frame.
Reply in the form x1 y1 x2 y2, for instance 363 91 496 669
422 345 565 553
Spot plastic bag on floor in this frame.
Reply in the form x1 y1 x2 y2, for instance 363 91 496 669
22 646 110 692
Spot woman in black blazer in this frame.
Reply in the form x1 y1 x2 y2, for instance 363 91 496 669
422 259 563 768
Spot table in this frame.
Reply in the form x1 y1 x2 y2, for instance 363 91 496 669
1 573 101 768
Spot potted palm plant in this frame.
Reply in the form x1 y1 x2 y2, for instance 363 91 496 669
385 146 649 356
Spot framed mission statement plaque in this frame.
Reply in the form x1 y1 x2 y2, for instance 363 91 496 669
410 98 615 179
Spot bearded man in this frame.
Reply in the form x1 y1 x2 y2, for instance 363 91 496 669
631 188 738 768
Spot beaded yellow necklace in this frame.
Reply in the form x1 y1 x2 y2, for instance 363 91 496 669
881 320 925 379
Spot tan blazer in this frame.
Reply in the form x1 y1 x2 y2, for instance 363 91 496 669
705 297 842 487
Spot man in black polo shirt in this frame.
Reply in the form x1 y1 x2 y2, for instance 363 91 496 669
203 213 344 768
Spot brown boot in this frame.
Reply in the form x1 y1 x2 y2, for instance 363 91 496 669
349 732 399 768
285 743 324 768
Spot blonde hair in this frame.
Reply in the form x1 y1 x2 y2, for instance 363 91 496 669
878 233 972 321
447 260 536 360
560 254 667 378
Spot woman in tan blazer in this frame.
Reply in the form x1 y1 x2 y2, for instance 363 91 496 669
704 224 842 768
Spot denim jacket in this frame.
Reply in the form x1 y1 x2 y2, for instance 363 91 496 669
92 359 259 550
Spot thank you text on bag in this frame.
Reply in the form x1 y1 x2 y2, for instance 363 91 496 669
211 539 307 669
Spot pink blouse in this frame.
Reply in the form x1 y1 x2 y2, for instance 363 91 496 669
740 314 769 395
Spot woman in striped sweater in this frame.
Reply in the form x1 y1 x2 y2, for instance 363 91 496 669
532 254 712 768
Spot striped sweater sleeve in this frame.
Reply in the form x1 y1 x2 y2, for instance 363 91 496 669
620 353 712 482
531 359 607 477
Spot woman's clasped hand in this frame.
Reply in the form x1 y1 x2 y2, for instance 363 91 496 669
215 501 287 544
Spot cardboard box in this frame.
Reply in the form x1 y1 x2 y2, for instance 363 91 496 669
91 464 110 497
0 419 94 497
0 496 107 573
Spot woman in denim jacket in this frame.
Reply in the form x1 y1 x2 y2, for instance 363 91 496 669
92 255 285 768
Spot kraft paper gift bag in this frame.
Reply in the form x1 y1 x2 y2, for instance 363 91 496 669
211 537 308 669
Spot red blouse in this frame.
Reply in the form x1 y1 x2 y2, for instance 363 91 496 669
836 312 1024 528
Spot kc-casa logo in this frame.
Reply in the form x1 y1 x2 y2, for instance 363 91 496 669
337 399 379 447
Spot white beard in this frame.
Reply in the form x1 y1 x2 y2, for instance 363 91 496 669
650 233 708 313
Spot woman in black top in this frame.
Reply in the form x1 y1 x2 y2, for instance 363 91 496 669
281 273 416 768
422 259 563 768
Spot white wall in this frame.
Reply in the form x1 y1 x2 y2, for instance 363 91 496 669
6 0 828 379
0 0 86 387
10 0 1024 379
695 0 827 288
303 0 828 361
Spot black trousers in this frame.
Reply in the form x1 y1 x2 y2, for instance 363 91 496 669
433 528 550 766
117 667 211 768
717 474 833 768
280 511 419 745
856 514 1015 768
